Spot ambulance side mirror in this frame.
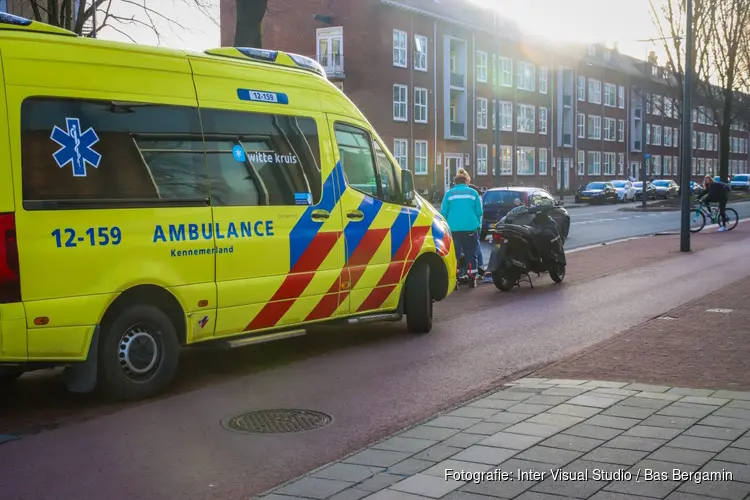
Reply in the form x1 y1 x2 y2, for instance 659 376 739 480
401 168 415 203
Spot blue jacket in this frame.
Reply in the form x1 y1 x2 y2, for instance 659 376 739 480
440 184 483 232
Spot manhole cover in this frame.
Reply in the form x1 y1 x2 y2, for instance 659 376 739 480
223 409 332 434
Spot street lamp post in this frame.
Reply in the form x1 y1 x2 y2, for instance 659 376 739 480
679 0 694 252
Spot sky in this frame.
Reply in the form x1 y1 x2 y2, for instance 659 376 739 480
98 0 670 62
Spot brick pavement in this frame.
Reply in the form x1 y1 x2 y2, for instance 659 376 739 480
257 379 750 500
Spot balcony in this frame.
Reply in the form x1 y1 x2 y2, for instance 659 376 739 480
315 54 345 79
563 133 572 147
450 72 466 89
450 121 465 137
563 95 573 108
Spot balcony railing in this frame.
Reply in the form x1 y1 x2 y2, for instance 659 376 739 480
315 54 345 78
563 95 573 107
450 72 466 88
562 133 572 146
450 121 465 137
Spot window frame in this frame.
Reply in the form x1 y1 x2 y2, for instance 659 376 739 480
577 76 586 101
603 82 616 107
476 143 488 175
539 148 548 175
393 84 408 122
414 139 428 175
414 87 428 124
476 50 488 83
516 104 535 134
539 107 548 135
516 146 536 175
476 97 488 129
500 57 513 87
392 138 408 170
393 30 408 68
516 61 536 92
539 67 548 94
414 34 428 71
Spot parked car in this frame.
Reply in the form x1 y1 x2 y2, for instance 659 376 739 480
730 174 750 191
573 184 586 203
579 182 619 204
483 187 570 240
633 181 658 200
651 179 680 199
610 180 637 202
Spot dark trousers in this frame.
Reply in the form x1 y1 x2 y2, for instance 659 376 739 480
454 230 479 276
719 199 727 226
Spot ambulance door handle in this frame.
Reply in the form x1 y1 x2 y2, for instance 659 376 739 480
347 210 364 221
310 209 330 221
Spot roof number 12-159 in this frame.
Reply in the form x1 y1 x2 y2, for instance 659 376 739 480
249 91 278 103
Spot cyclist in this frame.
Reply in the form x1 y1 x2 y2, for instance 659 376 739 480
441 169 483 287
696 175 729 231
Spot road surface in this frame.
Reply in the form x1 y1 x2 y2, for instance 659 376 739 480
1 225 749 500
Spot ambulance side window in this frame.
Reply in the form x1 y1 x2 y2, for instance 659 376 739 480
20 97 209 209
200 108 322 207
333 123 379 198
373 141 402 204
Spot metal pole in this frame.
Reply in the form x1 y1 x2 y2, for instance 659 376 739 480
493 35 501 187
680 0 694 252
641 57 648 209
91 0 97 37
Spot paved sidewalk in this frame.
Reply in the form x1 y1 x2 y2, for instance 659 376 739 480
259 379 750 500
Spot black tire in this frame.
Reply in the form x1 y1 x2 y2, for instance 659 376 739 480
690 209 706 233
492 270 516 292
405 262 432 334
549 263 565 283
724 208 739 231
98 304 180 401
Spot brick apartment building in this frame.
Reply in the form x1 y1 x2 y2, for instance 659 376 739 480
218 0 750 195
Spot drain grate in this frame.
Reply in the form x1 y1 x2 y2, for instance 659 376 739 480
223 409 333 434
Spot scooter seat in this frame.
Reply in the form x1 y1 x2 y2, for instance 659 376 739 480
499 223 534 238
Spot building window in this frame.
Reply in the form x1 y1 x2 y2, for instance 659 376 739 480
698 132 706 150
664 155 672 175
516 104 535 133
706 107 714 123
393 84 408 121
539 67 548 94
499 101 513 130
604 117 616 141
517 147 535 175
699 157 705 175
577 113 585 138
698 106 705 124
653 95 662 116
516 61 536 92
663 127 673 147
647 95 653 114
653 155 661 175
692 107 697 122
674 128 679 148
653 125 662 146
664 97 672 118
714 133 718 151
539 107 548 135
392 139 408 170
476 97 488 129
476 51 487 82
500 57 513 87
577 76 586 101
618 86 625 108
618 153 624 175
604 83 616 107
414 35 427 71
577 150 585 175
539 148 548 175
500 146 513 175
588 79 601 104
618 119 624 142
393 30 407 67
413 87 428 124
604 152 616 175
647 125 651 145
0 0 7 12
476 144 488 175
692 131 696 149
587 115 601 140
587 151 601 175
413 140 428 175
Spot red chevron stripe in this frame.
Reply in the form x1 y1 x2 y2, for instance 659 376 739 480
304 228 390 321
357 285 397 312
400 225 431 279
245 231 342 331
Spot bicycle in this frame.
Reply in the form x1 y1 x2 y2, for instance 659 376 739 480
689 200 739 233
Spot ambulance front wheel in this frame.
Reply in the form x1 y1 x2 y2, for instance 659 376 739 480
405 262 433 334
98 304 180 401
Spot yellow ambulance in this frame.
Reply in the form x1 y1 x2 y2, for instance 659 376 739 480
0 14 456 400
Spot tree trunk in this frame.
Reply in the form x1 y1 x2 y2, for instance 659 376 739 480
234 0 268 48
719 90 734 182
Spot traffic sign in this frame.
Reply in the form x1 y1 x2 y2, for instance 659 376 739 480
644 154 650 159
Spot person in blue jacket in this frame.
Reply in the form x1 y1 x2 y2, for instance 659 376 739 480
441 169 483 286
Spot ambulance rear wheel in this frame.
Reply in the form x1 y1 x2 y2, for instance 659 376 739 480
99 304 180 401
405 262 433 334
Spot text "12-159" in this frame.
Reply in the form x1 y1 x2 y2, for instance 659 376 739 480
51 227 122 248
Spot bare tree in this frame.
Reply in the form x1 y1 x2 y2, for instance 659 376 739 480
23 0 216 44
233 0 267 47
650 0 750 181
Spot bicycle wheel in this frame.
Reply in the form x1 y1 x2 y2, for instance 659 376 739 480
724 208 739 231
690 208 706 233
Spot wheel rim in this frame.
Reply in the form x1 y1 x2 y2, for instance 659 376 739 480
119 324 161 382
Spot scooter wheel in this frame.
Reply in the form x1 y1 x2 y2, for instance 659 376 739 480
492 271 516 292
549 264 565 283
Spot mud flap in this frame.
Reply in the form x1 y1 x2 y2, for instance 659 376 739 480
65 326 99 393
486 244 505 273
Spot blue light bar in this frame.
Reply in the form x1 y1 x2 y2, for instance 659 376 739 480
237 48 279 62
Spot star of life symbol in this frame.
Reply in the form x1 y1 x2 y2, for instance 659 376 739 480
50 117 102 177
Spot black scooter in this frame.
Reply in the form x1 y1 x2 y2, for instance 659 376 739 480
485 203 566 291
